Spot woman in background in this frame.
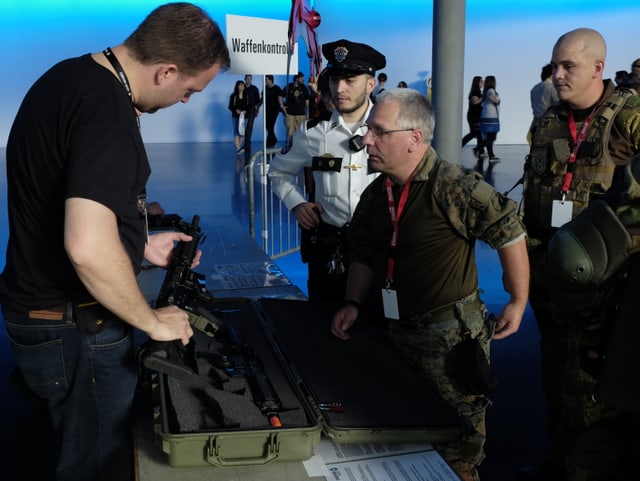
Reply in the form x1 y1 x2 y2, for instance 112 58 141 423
461 76 484 157
480 75 501 162
228 80 248 152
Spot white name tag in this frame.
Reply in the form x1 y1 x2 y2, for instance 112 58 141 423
382 289 399 320
551 199 573 227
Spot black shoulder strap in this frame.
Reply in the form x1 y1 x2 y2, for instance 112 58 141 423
306 109 332 130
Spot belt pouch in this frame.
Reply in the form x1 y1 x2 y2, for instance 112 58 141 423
72 294 112 334
446 312 497 395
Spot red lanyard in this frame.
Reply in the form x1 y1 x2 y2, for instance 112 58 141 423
385 175 413 285
562 108 596 195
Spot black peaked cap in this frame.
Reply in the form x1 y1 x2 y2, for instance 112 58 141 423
322 39 386 76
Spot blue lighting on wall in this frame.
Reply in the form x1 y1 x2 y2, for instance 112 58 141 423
2 0 640 146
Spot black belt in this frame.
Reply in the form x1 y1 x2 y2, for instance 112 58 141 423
402 294 483 326
316 220 349 235
311 221 349 245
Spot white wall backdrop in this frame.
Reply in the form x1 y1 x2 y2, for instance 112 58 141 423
1 0 639 147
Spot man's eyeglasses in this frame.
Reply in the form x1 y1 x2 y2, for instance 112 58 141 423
363 124 414 139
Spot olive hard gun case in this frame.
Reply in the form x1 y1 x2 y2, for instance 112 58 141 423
144 297 467 468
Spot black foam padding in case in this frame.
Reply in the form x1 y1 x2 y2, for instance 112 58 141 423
164 299 311 432
167 376 264 430
257 298 464 430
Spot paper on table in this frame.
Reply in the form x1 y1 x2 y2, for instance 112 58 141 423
306 439 461 481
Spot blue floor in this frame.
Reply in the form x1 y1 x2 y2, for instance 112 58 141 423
0 142 546 480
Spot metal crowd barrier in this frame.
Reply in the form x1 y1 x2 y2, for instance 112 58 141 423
246 148 303 259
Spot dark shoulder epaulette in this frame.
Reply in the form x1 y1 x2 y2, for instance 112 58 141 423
306 109 333 130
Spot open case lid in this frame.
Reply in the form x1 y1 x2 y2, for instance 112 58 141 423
254 298 469 443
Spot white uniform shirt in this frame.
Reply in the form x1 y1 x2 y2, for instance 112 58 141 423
268 104 379 227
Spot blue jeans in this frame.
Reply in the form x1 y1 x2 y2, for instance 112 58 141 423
2 305 137 481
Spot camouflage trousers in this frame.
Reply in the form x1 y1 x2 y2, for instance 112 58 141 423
563 324 640 481
388 296 492 481
568 410 638 481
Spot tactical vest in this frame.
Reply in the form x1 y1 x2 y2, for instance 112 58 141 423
522 89 635 240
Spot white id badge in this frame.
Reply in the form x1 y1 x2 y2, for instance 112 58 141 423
382 289 400 320
551 199 573 227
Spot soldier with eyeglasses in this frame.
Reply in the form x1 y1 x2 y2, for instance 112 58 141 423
331 88 529 481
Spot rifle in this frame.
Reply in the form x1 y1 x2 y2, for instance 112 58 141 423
141 215 222 379
140 218 287 427
155 215 221 336
223 323 285 427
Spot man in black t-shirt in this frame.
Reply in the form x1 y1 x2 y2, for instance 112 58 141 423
264 74 283 147
240 73 261 153
280 71 310 141
0 4 229 481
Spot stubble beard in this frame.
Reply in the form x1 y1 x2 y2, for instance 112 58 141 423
335 91 367 116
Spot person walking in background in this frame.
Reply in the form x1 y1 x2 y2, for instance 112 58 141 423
479 75 501 164
614 70 629 86
307 70 334 119
240 74 261 154
397 80 408 88
307 73 323 119
630 58 640 83
331 88 529 481
615 64 640 91
0 3 230 480
370 71 387 103
269 39 385 301
308 69 333 120
461 75 484 157
228 79 248 152
280 71 310 143
527 64 558 143
263 74 283 148
619 72 640 91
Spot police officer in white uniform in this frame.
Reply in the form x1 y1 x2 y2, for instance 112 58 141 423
269 39 386 301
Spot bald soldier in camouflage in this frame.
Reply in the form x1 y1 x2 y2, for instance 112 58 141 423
331 88 529 481
521 28 640 481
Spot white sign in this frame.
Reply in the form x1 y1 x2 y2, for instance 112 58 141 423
225 14 298 75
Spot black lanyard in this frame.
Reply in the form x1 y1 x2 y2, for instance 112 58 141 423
103 47 139 128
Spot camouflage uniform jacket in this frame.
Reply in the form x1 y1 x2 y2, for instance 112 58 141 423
349 147 525 320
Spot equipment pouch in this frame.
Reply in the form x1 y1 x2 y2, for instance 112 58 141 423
448 338 497 395
548 138 571 175
446 315 497 395
72 294 113 334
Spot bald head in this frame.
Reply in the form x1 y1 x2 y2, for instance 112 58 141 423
554 28 606 62
551 28 607 109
